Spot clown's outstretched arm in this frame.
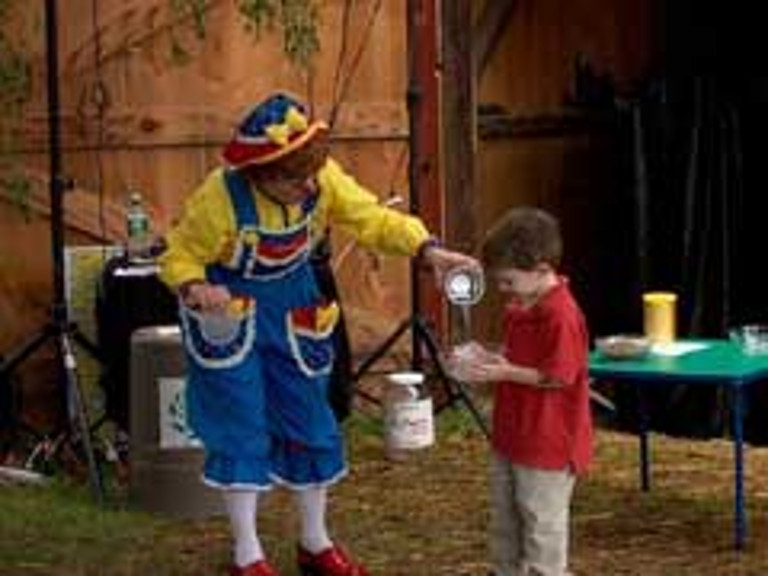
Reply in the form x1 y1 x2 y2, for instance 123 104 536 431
317 159 478 281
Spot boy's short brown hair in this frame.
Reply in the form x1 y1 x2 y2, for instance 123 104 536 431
481 207 562 270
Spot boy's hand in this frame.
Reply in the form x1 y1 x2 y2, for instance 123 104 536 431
447 342 509 383
180 281 232 313
452 357 511 383
448 342 549 387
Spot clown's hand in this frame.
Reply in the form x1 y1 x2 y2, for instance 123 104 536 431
180 281 232 313
420 242 481 288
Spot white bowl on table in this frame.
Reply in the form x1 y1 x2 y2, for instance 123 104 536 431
595 334 650 360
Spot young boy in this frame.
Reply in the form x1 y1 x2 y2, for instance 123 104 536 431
158 92 476 576
449 207 593 576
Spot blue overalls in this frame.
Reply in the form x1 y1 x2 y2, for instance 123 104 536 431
179 170 345 490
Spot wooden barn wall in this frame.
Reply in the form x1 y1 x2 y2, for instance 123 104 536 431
471 0 657 343
2 0 658 409
0 0 413 411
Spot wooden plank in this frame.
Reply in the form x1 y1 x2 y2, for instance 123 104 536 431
407 0 445 336
478 110 615 140
411 0 441 237
473 0 517 78
9 102 408 153
441 0 475 253
477 0 653 112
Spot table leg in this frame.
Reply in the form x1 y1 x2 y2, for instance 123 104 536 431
732 385 745 551
637 385 650 492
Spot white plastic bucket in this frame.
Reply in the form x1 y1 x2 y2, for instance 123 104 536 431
197 311 242 344
384 372 434 459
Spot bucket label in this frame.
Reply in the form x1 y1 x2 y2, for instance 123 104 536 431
158 377 202 449
385 398 435 450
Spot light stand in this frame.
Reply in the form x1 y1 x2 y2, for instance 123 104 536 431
0 0 103 501
351 0 488 438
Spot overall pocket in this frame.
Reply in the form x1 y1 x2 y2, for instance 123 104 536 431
286 300 340 377
180 298 257 370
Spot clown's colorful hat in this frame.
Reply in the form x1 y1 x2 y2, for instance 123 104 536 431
223 93 329 168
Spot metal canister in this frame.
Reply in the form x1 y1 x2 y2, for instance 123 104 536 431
129 326 222 518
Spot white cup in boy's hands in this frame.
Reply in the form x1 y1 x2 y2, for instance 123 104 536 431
447 341 488 381
451 341 485 361
453 341 504 363
448 341 510 383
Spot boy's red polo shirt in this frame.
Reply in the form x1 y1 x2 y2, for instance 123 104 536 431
491 279 593 474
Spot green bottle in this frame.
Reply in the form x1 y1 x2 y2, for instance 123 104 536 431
126 191 151 261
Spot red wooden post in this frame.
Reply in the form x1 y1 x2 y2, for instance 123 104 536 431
409 0 445 336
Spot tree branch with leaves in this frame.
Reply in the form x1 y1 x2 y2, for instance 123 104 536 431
169 0 320 68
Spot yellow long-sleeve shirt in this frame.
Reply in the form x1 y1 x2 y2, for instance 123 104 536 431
158 157 431 289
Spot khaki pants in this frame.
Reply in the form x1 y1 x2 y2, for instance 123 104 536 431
490 451 575 576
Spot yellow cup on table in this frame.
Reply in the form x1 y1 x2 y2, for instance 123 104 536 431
643 291 677 343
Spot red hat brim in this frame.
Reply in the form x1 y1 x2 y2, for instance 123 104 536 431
222 121 329 168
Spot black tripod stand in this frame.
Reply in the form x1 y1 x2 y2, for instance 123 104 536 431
351 307 489 439
0 0 103 501
350 0 488 439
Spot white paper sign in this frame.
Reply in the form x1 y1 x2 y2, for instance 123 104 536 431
651 342 710 357
158 377 202 449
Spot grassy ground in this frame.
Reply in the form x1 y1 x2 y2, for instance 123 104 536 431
2 411 768 575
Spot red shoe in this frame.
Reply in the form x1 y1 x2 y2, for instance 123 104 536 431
228 559 281 576
297 544 368 576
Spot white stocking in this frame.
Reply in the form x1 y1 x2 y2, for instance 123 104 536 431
296 486 333 553
223 489 264 567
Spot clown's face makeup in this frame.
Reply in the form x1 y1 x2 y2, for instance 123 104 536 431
254 173 319 204
244 134 329 205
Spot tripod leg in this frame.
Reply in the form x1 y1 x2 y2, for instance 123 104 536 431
352 318 412 382
0 326 54 378
351 318 414 407
0 356 12 457
442 375 491 440
354 386 386 407
69 324 108 436
60 333 104 503
70 324 103 363
412 316 491 439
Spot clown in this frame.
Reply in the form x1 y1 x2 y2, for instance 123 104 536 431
159 93 477 576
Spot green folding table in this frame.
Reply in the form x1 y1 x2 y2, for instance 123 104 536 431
590 339 768 550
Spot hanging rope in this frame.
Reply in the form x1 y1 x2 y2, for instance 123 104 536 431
327 0 405 200
327 0 353 127
327 0 385 129
327 0 411 274
90 0 110 249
